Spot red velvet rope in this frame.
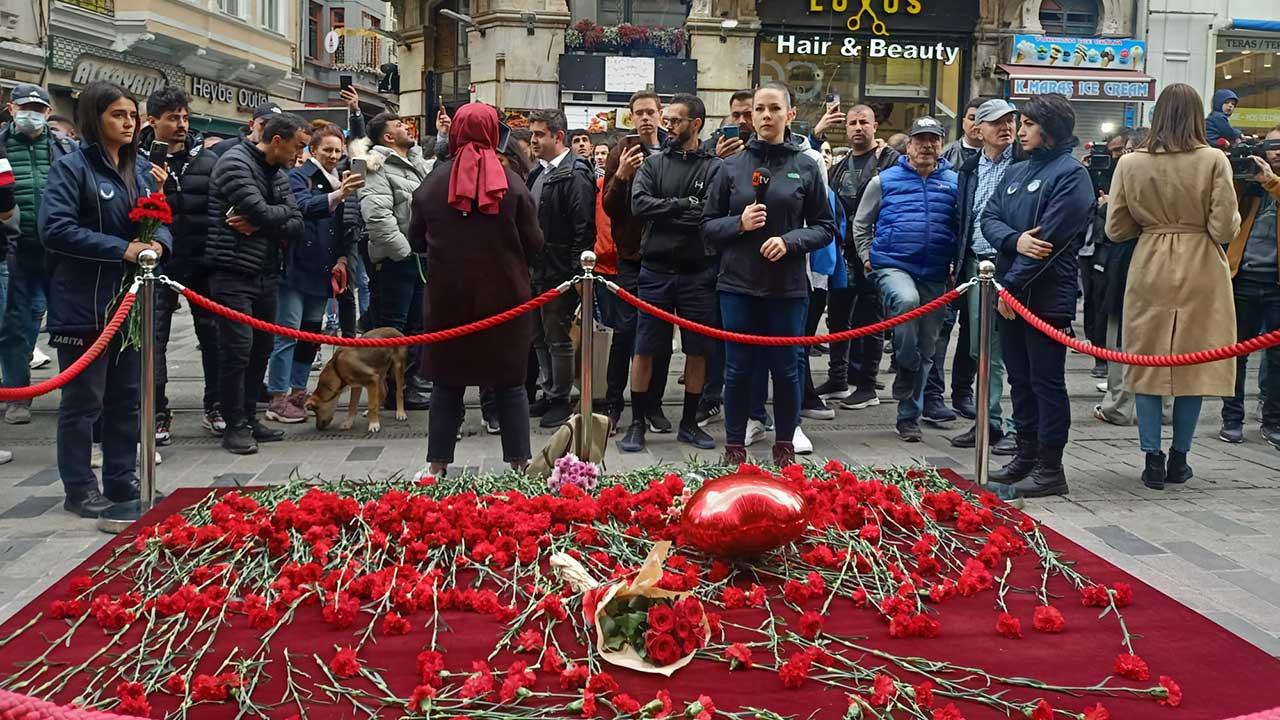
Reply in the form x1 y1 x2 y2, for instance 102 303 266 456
1000 288 1280 367
0 292 137 402
611 283 966 346
180 285 560 347
0 690 138 719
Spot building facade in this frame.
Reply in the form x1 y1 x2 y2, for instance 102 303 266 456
301 0 398 121
0 0 46 90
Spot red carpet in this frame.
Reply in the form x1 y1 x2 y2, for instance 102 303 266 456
0 469 1277 719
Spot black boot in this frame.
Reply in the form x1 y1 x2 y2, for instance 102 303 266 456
64 487 114 518
1005 445 1069 498
988 435 1037 484
222 424 258 455
1166 449 1192 485
1143 451 1167 490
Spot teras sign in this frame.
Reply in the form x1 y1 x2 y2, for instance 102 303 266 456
776 34 961 65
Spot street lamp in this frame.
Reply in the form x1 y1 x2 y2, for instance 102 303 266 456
440 8 485 37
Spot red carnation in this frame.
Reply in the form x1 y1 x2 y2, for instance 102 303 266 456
1114 653 1150 681
1111 582 1133 607
516 628 543 652
914 680 935 708
783 579 811 605
382 612 411 635
647 603 676 633
329 647 362 678
191 673 241 703
587 671 618 695
1081 584 1110 607
1157 676 1182 707
1032 605 1065 633
1082 703 1110 720
996 612 1022 639
417 649 445 686
1030 699 1054 720
407 685 436 712
722 586 746 609
163 675 186 694
779 651 811 689
933 704 965 720
798 610 825 640
859 523 881 542
560 663 590 690
726 642 753 670
870 673 896 706
614 693 642 714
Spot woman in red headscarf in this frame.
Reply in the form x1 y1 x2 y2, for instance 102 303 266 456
408 103 544 476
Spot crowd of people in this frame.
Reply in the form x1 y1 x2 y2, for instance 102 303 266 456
1 74 1278 519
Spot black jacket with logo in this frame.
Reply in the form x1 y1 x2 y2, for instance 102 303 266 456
830 145 898 266
631 144 722 274
206 138 303 277
527 153 597 285
701 133 836 299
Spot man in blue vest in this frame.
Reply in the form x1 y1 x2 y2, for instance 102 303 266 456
0 84 76 425
852 116 961 442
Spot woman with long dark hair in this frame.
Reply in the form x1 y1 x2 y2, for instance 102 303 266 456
39 80 172 517
701 83 836 466
1105 83 1242 489
408 103 544 476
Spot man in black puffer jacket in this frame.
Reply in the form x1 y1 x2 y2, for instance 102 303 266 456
206 113 309 455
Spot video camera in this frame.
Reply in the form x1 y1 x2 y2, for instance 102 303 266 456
1225 138 1280 180
1084 142 1114 195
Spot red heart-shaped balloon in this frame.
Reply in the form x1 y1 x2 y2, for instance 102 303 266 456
681 473 809 557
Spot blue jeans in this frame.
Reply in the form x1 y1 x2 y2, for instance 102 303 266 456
720 292 807 446
268 284 329 394
1138 394 1202 454
873 268 946 423
0 261 47 400
0 258 9 342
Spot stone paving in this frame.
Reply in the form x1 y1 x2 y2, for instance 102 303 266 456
3 304 1280 659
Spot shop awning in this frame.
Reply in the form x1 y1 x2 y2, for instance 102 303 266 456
997 65 1156 102
1230 19 1280 33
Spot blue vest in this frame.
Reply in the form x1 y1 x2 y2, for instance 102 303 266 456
870 156 959 282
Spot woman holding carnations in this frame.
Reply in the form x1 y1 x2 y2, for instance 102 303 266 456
39 80 172 518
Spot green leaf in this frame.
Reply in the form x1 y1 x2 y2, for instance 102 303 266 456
615 611 646 636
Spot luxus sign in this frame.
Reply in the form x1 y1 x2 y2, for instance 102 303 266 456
775 34 961 65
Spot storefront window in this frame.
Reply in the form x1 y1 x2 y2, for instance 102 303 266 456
1215 43 1280 135
758 32 965 140
570 0 687 27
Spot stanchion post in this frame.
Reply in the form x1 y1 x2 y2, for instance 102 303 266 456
974 260 996 488
577 251 597 458
99 249 159 534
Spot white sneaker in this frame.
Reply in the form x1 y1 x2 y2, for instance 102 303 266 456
134 448 163 466
1096 381 1108 393
29 347 50 370
745 419 769 447
90 443 103 468
793 426 814 455
0 449 12 464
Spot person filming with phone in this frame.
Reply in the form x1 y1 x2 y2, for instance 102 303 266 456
702 83 835 467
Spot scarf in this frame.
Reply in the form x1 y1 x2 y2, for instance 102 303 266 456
447 104 508 215
310 157 342 190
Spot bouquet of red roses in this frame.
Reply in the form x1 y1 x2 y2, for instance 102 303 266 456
554 541 709 676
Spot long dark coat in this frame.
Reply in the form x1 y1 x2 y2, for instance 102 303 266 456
408 161 544 387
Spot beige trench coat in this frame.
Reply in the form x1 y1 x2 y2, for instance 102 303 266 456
1105 146 1242 397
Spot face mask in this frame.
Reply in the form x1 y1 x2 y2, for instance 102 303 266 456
14 110 46 135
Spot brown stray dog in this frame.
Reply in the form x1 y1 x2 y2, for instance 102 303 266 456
305 327 409 432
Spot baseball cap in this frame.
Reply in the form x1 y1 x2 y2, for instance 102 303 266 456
252 102 283 120
975 99 1018 124
9 84 51 109
908 116 946 138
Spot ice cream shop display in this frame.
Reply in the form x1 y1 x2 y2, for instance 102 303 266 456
1011 36 1146 69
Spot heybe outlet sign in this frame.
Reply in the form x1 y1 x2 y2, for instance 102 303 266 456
774 34 961 65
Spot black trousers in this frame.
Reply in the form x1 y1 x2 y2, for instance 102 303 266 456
210 272 278 428
600 259 669 414
155 263 220 413
427 384 531 464
1223 277 1280 427
1000 314 1071 449
56 338 138 496
826 264 884 390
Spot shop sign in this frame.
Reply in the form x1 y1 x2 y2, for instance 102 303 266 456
774 34 961 65
1010 35 1145 70
1218 34 1280 53
1234 107 1280 127
190 76 269 114
757 0 978 36
71 57 166 97
1008 77 1154 102
804 0 922 35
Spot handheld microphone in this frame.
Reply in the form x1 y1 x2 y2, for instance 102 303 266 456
752 167 771 206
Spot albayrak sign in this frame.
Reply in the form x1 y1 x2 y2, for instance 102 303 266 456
775 34 960 65
72 57 166 97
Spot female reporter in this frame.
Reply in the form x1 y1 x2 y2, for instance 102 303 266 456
39 80 172 517
264 123 363 423
408 103 544 476
1105 83 1241 489
702 83 836 466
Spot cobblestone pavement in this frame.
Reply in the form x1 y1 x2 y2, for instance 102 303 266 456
3 304 1280 659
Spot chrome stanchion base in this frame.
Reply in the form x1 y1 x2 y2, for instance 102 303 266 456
97 500 146 534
